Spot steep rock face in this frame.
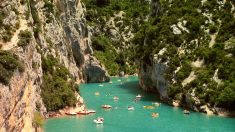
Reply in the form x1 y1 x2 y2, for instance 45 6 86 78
85 56 110 83
0 35 45 131
55 0 109 82
139 60 168 99
0 0 109 131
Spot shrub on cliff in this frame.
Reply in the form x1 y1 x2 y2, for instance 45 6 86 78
0 51 24 85
216 81 235 110
176 61 192 81
0 11 6 28
17 30 32 47
44 0 54 13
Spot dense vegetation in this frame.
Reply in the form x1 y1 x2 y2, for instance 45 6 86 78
41 55 77 111
83 0 149 75
17 30 32 47
0 50 24 85
133 0 235 109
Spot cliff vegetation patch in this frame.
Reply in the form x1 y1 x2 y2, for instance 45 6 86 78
0 50 24 85
41 55 77 111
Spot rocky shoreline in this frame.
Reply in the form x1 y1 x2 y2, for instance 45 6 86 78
172 100 235 117
45 93 86 119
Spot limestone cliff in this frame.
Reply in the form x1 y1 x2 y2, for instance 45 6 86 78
139 58 168 100
137 0 235 115
0 0 109 131
138 0 168 100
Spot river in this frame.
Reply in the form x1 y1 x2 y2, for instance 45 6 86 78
45 76 235 132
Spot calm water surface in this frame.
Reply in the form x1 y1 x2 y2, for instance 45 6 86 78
45 76 235 132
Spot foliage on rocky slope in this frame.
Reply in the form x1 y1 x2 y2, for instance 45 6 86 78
83 0 150 75
41 55 77 111
0 50 24 85
134 0 235 110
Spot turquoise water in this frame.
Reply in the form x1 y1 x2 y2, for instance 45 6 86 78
45 76 235 132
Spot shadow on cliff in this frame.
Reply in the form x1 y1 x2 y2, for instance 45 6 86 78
115 80 161 102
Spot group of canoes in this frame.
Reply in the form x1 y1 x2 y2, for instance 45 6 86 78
79 93 143 124
65 109 96 116
101 104 134 111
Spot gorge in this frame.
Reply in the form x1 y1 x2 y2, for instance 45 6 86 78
45 76 235 132
0 0 235 131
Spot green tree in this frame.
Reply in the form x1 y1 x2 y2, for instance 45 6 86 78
217 81 235 109
33 112 44 132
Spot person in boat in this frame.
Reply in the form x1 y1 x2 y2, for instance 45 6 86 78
128 106 132 109
113 96 119 100
95 92 100 96
98 117 104 121
128 106 134 110
102 105 112 108
152 102 160 106
152 112 159 118
94 117 104 124
136 94 142 98
183 110 190 114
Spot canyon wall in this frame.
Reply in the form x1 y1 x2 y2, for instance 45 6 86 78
0 0 109 131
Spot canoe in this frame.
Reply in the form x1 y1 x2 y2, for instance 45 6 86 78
128 106 135 111
87 109 96 113
136 94 142 98
143 106 155 109
102 105 112 109
77 111 90 115
93 117 104 124
65 112 77 116
183 110 190 114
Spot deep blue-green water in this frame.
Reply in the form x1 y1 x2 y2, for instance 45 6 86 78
45 76 235 132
